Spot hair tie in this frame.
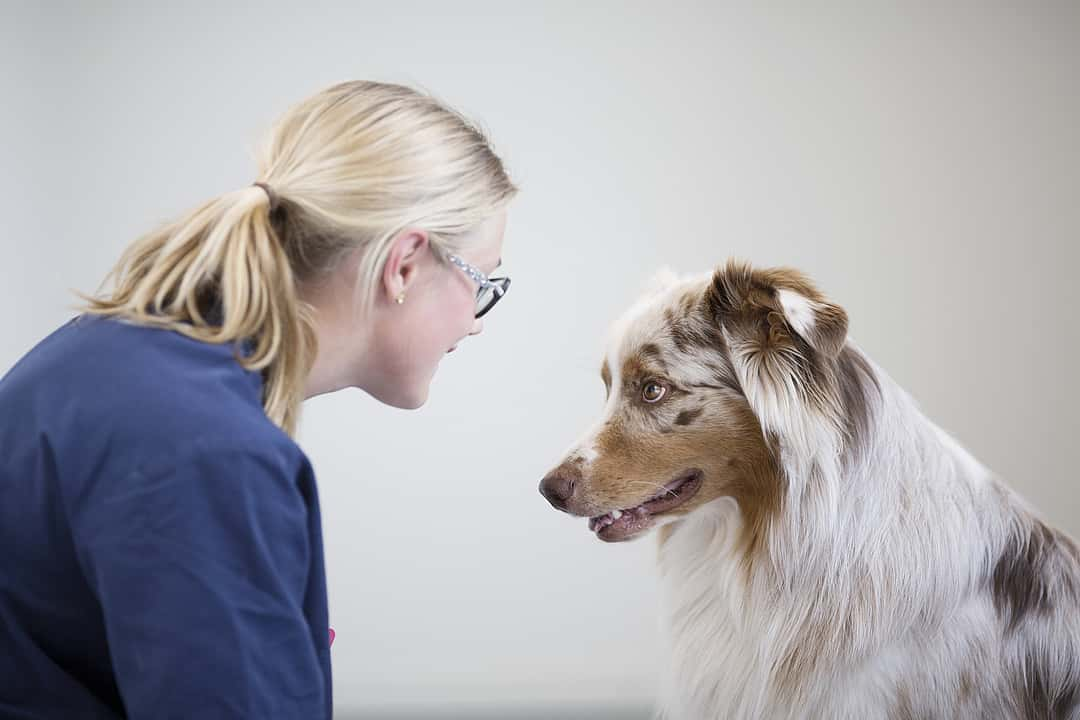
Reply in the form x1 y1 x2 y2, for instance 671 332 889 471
253 182 280 213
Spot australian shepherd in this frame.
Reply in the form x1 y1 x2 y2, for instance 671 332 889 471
540 261 1080 719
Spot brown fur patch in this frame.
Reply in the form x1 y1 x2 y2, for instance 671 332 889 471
690 379 742 395
674 407 705 426
805 298 849 359
992 521 1058 630
721 408 785 564
836 346 882 456
639 343 666 369
619 353 654 390
666 305 723 355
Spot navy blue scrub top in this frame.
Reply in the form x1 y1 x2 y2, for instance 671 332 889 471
0 315 332 718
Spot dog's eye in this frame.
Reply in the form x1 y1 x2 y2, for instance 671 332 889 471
642 382 666 403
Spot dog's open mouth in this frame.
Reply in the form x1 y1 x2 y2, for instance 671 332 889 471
587 470 703 542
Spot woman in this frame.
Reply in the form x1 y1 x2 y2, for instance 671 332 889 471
0 80 515 719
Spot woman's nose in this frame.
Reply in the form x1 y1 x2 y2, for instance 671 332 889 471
469 317 484 336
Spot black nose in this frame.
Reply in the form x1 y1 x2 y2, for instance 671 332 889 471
540 465 579 512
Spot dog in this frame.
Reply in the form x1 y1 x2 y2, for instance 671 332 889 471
540 261 1080 719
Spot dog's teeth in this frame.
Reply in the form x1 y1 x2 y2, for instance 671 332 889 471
611 510 622 520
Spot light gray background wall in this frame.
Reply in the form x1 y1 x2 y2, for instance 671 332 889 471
3 2 1078 717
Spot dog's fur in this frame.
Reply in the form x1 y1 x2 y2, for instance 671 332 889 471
541 261 1080 719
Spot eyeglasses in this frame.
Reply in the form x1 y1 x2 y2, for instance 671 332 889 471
446 253 511 318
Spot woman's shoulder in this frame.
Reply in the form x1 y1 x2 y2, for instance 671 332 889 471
0 315 305 479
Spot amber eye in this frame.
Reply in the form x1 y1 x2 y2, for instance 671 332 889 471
642 381 666 403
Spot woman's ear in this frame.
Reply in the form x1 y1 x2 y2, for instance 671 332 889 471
380 229 429 302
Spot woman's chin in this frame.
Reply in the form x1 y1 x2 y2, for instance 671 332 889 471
398 394 427 410
382 383 430 410
359 369 434 410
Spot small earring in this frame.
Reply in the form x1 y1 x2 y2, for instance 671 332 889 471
395 292 406 305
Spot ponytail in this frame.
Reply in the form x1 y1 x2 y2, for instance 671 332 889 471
78 186 315 436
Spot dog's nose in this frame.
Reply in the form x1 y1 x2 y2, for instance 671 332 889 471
540 473 574 511
540 464 580 511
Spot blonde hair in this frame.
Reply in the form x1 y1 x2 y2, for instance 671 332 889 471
79 80 517 437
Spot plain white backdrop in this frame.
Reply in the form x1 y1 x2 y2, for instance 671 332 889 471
3 2 1078 716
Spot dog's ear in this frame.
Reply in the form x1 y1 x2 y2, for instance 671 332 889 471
708 260 848 360
707 260 849 458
